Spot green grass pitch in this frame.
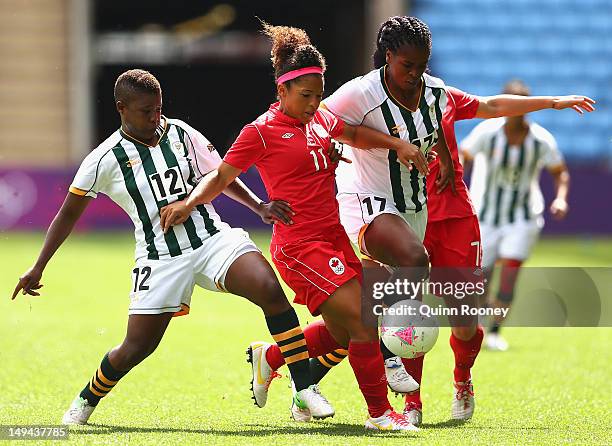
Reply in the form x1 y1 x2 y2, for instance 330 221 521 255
1 232 611 445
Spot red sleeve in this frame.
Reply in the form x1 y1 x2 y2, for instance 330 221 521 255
223 124 266 173
318 108 345 139
447 86 480 121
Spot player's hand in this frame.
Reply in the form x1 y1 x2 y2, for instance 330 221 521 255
552 96 596 114
549 198 569 220
427 150 438 164
395 140 429 175
160 200 191 233
327 141 352 164
12 266 44 299
435 157 457 195
257 200 294 225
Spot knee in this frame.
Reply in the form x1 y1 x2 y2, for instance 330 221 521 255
252 277 290 314
113 340 158 370
395 245 429 269
452 325 477 341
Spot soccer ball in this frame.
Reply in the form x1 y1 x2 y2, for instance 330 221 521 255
380 300 439 359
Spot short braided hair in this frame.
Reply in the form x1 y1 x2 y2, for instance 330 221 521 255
373 16 432 69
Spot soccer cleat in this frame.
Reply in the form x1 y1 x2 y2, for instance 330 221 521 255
452 380 475 421
293 384 335 420
485 333 509 351
364 409 419 431
384 356 420 394
403 401 423 427
289 377 312 422
61 396 96 425
246 341 280 408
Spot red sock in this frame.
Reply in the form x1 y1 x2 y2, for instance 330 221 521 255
402 355 425 405
449 326 484 383
266 320 343 370
348 340 392 418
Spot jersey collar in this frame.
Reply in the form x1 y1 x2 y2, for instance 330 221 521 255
380 65 424 113
269 102 305 127
120 116 168 147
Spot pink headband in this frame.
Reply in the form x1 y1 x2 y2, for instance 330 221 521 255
276 66 324 85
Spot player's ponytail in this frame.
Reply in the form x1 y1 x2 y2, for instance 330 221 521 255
372 16 432 69
261 21 326 86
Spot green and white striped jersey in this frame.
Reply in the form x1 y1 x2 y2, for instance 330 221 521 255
70 117 228 260
324 66 447 213
462 118 564 227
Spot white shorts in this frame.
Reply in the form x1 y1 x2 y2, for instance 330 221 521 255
480 219 542 269
128 228 259 315
337 192 428 256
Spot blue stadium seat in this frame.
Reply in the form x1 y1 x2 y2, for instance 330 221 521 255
413 0 610 161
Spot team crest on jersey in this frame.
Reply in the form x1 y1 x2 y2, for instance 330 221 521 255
126 159 140 167
281 132 294 139
172 141 184 154
391 124 406 135
207 143 215 152
329 257 345 275
312 123 329 139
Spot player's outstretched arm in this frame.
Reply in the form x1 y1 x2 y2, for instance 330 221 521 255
337 123 429 175
475 95 596 119
222 179 294 225
159 162 240 232
12 193 92 299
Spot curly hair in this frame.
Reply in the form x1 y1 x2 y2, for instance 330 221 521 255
261 21 326 85
373 16 432 69
114 69 161 103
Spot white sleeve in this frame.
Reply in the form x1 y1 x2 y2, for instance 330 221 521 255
540 132 564 168
323 77 373 126
460 122 490 157
69 149 112 198
177 121 223 181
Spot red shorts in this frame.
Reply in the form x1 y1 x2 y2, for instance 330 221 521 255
424 215 482 268
271 227 362 316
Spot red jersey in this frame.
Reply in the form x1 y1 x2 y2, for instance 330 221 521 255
427 87 480 222
224 102 345 244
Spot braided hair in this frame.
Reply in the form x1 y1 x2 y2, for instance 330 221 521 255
261 21 326 86
373 16 432 69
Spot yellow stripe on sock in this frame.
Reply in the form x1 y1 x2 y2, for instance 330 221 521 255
279 339 307 353
88 381 106 397
325 353 343 364
96 367 118 386
93 375 113 392
272 327 303 343
334 348 349 356
285 351 309 364
318 356 334 368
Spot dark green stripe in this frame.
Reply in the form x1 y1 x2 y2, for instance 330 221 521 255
159 130 204 250
283 345 309 358
396 90 422 212
479 135 498 222
196 204 220 237
410 167 422 212
431 87 444 124
418 90 435 135
493 142 511 226
523 139 540 220
132 142 182 257
112 145 159 260
508 142 526 223
276 333 305 347
380 100 407 212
